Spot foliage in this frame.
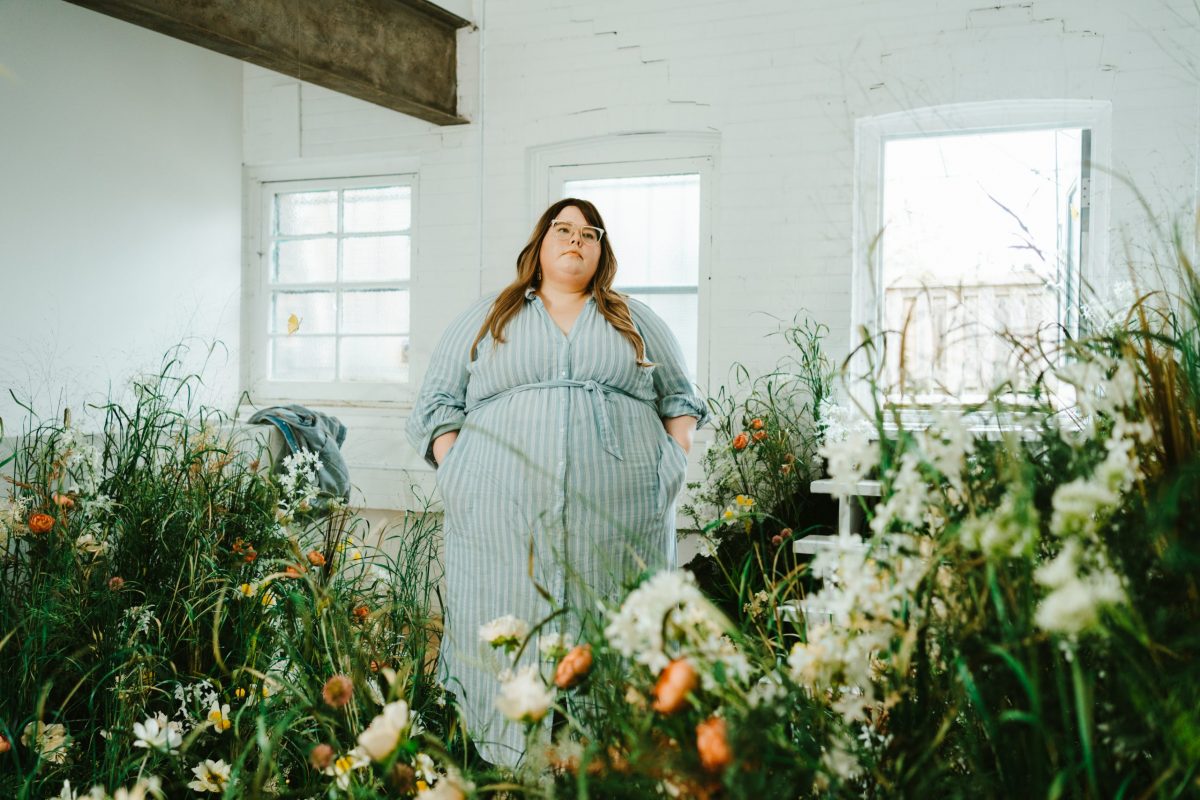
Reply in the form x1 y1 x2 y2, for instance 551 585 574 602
0 350 473 799
680 317 839 620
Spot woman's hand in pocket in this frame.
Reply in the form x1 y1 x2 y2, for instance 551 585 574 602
433 430 459 466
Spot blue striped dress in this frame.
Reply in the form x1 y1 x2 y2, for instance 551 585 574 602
406 287 708 766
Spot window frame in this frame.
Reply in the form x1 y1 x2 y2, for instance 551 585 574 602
531 133 718 392
243 157 420 406
850 100 1112 416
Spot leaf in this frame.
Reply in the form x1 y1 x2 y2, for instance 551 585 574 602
287 313 301 335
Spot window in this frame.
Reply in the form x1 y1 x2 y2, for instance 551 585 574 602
246 166 417 404
558 172 701 381
854 102 1110 407
532 133 718 387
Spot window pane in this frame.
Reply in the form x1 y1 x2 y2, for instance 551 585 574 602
881 128 1082 398
344 186 411 233
625 292 698 382
276 191 337 236
273 238 336 284
340 336 409 382
343 235 410 282
271 336 335 381
564 174 700 288
342 289 409 334
271 291 336 335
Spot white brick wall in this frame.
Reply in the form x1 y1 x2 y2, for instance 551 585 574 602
242 0 1200 509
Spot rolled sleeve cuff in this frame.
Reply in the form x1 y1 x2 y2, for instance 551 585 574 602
658 394 710 429
411 409 466 469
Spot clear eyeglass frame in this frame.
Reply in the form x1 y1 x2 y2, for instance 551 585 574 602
549 219 605 245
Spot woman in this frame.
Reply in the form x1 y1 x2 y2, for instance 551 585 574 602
407 198 708 766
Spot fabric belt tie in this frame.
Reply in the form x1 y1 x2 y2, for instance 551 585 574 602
466 379 653 460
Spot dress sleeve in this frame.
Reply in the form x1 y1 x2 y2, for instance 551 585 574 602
406 295 493 468
629 299 711 428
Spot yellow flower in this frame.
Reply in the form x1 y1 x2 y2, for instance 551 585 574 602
261 591 277 608
351 549 362 561
722 509 736 522
234 687 247 700
207 704 232 732
239 583 255 598
734 495 755 508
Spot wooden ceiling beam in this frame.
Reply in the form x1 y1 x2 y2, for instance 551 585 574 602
65 0 471 125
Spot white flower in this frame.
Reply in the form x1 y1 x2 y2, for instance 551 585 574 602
415 766 474 800
819 429 876 495
414 751 439 784
74 531 109 558
84 493 116 519
132 713 181 753
1034 539 1127 635
111 777 163 800
538 632 570 660
869 451 929 534
356 700 411 761
22 721 69 764
959 488 1038 559
495 665 555 724
478 614 529 651
322 749 370 791
604 570 727 674
746 673 785 709
188 759 231 793
818 735 863 788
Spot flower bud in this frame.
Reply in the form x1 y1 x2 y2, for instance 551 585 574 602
309 743 334 770
554 644 593 689
696 716 732 773
321 674 354 709
108 576 125 591
652 659 698 714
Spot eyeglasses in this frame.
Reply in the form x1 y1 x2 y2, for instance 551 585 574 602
548 219 605 245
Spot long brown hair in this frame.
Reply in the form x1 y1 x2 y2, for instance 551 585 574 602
470 198 650 365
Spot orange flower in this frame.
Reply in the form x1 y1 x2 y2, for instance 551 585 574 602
731 432 749 451
51 492 74 509
750 418 764 430
0 733 9 754
306 550 326 567
233 538 258 562
353 605 370 621
28 513 54 534
554 644 593 689
321 674 354 708
696 716 732 773
652 659 698 714
752 430 768 443
780 463 793 475
284 564 306 579
309 743 334 769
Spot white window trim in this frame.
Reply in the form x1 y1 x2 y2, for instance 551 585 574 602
243 155 421 408
528 132 719 394
850 100 1113 413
